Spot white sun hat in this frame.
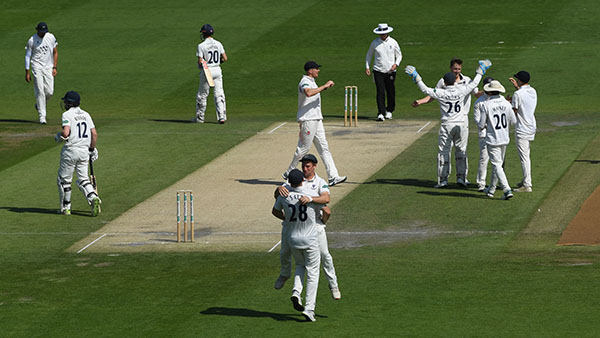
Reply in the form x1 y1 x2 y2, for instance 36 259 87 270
483 80 506 93
373 23 393 34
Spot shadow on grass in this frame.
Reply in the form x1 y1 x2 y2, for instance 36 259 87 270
575 159 600 164
363 178 437 188
0 207 91 216
417 190 487 199
149 119 219 124
0 119 38 124
200 307 306 322
236 178 282 186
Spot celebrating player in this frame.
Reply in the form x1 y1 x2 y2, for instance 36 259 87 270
472 77 495 191
55 91 102 216
25 22 58 124
405 59 492 188
193 24 228 124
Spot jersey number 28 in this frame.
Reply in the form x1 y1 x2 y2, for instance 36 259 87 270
287 204 308 222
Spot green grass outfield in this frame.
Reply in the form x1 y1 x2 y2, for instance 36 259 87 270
1 0 600 336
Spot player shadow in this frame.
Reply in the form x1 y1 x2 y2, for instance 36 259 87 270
148 119 220 124
363 178 436 188
417 190 487 199
0 119 38 124
200 307 305 322
236 179 283 186
575 160 600 164
0 206 92 216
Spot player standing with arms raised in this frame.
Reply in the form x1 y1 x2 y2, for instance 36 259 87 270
55 91 101 216
507 71 537 192
405 59 492 188
365 23 402 121
193 24 228 124
25 22 58 124
283 61 347 187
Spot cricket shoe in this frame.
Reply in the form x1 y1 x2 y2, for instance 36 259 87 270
515 181 524 188
302 310 316 322
478 184 486 192
190 117 204 123
60 209 71 216
457 177 468 187
218 119 226 124
385 112 393 119
484 186 495 198
330 287 341 300
329 176 347 186
434 181 448 189
274 275 288 290
91 197 102 217
501 190 514 200
377 114 385 121
291 294 304 312
515 186 532 193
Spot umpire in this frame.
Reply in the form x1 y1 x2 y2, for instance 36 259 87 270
365 23 403 121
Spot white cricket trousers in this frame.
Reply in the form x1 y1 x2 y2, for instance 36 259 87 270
291 243 320 312
476 136 489 187
57 146 97 211
196 66 226 121
281 226 339 289
32 67 54 120
437 122 469 183
285 120 340 180
487 144 510 192
515 136 533 188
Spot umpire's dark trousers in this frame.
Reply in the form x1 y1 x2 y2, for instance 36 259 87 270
373 70 397 116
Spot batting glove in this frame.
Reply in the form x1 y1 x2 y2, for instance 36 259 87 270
404 65 422 83
55 132 67 143
89 148 99 162
476 59 492 75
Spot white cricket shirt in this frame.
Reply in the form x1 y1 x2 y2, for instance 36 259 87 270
477 95 516 146
273 189 319 249
25 33 58 70
512 85 537 140
297 75 323 121
197 38 226 68
417 74 482 125
365 36 402 73
61 107 96 149
473 93 490 138
435 74 478 117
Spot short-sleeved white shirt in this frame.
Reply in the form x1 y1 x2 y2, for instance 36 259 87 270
417 74 481 125
197 38 225 68
473 93 490 138
365 36 402 73
25 33 58 70
273 189 319 249
512 85 537 140
61 107 96 149
297 75 323 121
477 95 516 146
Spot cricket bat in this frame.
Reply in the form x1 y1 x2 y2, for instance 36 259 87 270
89 156 101 213
201 60 215 87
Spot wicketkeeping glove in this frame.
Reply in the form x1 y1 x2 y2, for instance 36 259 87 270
404 65 422 83
476 59 492 75
89 148 99 162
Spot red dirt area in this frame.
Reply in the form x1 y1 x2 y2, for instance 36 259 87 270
558 184 600 245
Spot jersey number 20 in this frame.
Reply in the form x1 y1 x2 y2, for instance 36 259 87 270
207 50 220 64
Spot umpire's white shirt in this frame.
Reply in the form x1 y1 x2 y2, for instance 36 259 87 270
512 85 537 140
365 36 402 73
25 33 57 70
62 107 95 149
478 95 516 146
297 75 323 121
197 38 225 68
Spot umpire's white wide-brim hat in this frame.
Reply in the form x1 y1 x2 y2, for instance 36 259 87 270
373 23 393 34
484 80 506 93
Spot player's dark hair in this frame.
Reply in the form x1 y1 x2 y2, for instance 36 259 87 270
450 58 463 67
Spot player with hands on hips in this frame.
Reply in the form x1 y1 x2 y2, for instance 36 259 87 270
404 60 491 188
25 22 58 124
193 24 228 124
283 61 347 187
476 80 516 200
55 91 101 216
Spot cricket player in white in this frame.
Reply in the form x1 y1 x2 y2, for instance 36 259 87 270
405 59 492 188
476 81 517 200
25 22 58 124
274 154 341 300
283 61 347 187
508 71 537 192
194 24 228 124
365 23 403 121
55 91 101 216
412 58 479 185
472 77 495 191
272 169 322 322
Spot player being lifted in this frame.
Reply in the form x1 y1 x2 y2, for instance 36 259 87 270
404 59 492 188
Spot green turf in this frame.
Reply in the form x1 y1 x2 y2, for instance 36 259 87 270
2 0 600 336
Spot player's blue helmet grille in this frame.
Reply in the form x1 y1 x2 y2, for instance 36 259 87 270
201 24 214 36
62 91 80 106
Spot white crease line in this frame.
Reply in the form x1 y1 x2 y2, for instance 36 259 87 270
77 233 107 254
268 122 287 134
267 240 281 253
416 121 431 134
